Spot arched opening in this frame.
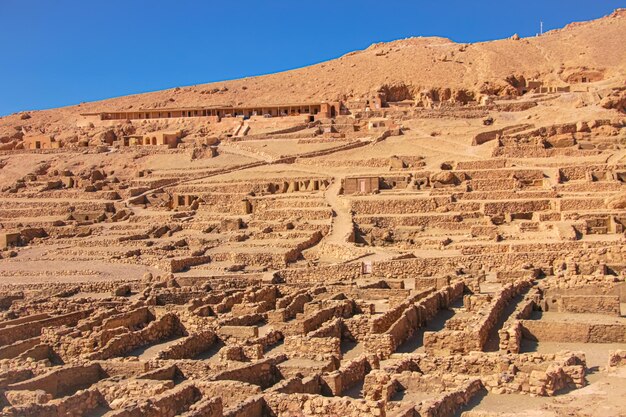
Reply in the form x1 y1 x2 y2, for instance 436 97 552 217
330 105 336 118
152 137 157 145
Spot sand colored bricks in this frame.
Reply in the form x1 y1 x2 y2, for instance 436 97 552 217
0 8 626 417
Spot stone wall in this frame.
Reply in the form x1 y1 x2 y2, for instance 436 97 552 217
544 295 621 316
6 363 104 399
283 335 341 361
3 386 104 417
363 283 464 358
521 320 626 343
370 289 434 333
264 393 385 417
392 351 585 396
156 330 217 360
320 354 378 396
266 374 321 395
499 290 538 354
419 378 485 417
424 280 532 355
276 262 362 284
0 310 92 346
209 355 287 389
87 313 185 360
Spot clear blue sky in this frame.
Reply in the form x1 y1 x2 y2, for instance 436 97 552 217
0 0 622 116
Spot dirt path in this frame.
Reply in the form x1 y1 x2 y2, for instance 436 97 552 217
323 178 354 245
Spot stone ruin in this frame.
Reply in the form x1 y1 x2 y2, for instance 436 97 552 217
0 14 626 417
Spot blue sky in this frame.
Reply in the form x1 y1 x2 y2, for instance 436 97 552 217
0 0 623 116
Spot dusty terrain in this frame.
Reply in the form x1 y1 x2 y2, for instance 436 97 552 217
0 9 625 417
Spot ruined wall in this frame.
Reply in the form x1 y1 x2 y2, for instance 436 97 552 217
264 393 385 417
424 280 532 355
156 330 217 360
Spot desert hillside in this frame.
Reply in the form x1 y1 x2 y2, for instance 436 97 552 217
1 8 625 134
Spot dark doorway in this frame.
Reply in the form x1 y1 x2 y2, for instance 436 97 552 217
330 105 336 117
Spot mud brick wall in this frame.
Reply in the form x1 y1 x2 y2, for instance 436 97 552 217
218 325 259 340
95 360 149 378
370 245 622 278
264 392 385 417
521 320 626 343
0 313 49 329
559 163 626 181
213 291 246 314
362 333 397 359
371 288 434 333
209 355 287 389
87 313 184 360
283 336 341 360
546 295 621 316
7 363 104 399
220 313 265 327
322 355 378 396
456 159 507 169
104 383 202 417
280 293 312 320
459 168 543 181
95 377 178 410
352 196 450 215
0 293 23 309
343 315 372 342
419 379 484 417
156 330 217 360
405 351 585 396
499 294 537 354
349 287 411 301
557 181 623 192
250 329 283 351
0 310 92 346
364 283 464 358
558 197 607 211
3 387 104 417
178 396 223 417
276 262 362 284
194 381 261 409
223 395 264 417
267 375 321 395
280 301 354 336
308 318 343 338
362 370 398 402
276 290 308 309
156 290 208 306
167 255 212 273
493 146 601 158
101 307 154 330
254 207 332 221
459 190 559 202
424 280 532 355
210 251 292 269
0 337 41 360
357 212 480 229
472 128 506 145
297 306 340 335
243 286 278 304
483 199 552 216
468 178 519 191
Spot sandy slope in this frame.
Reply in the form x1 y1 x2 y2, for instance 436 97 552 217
1 9 625 134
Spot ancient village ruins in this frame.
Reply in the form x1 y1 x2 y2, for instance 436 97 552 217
0 8 625 417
